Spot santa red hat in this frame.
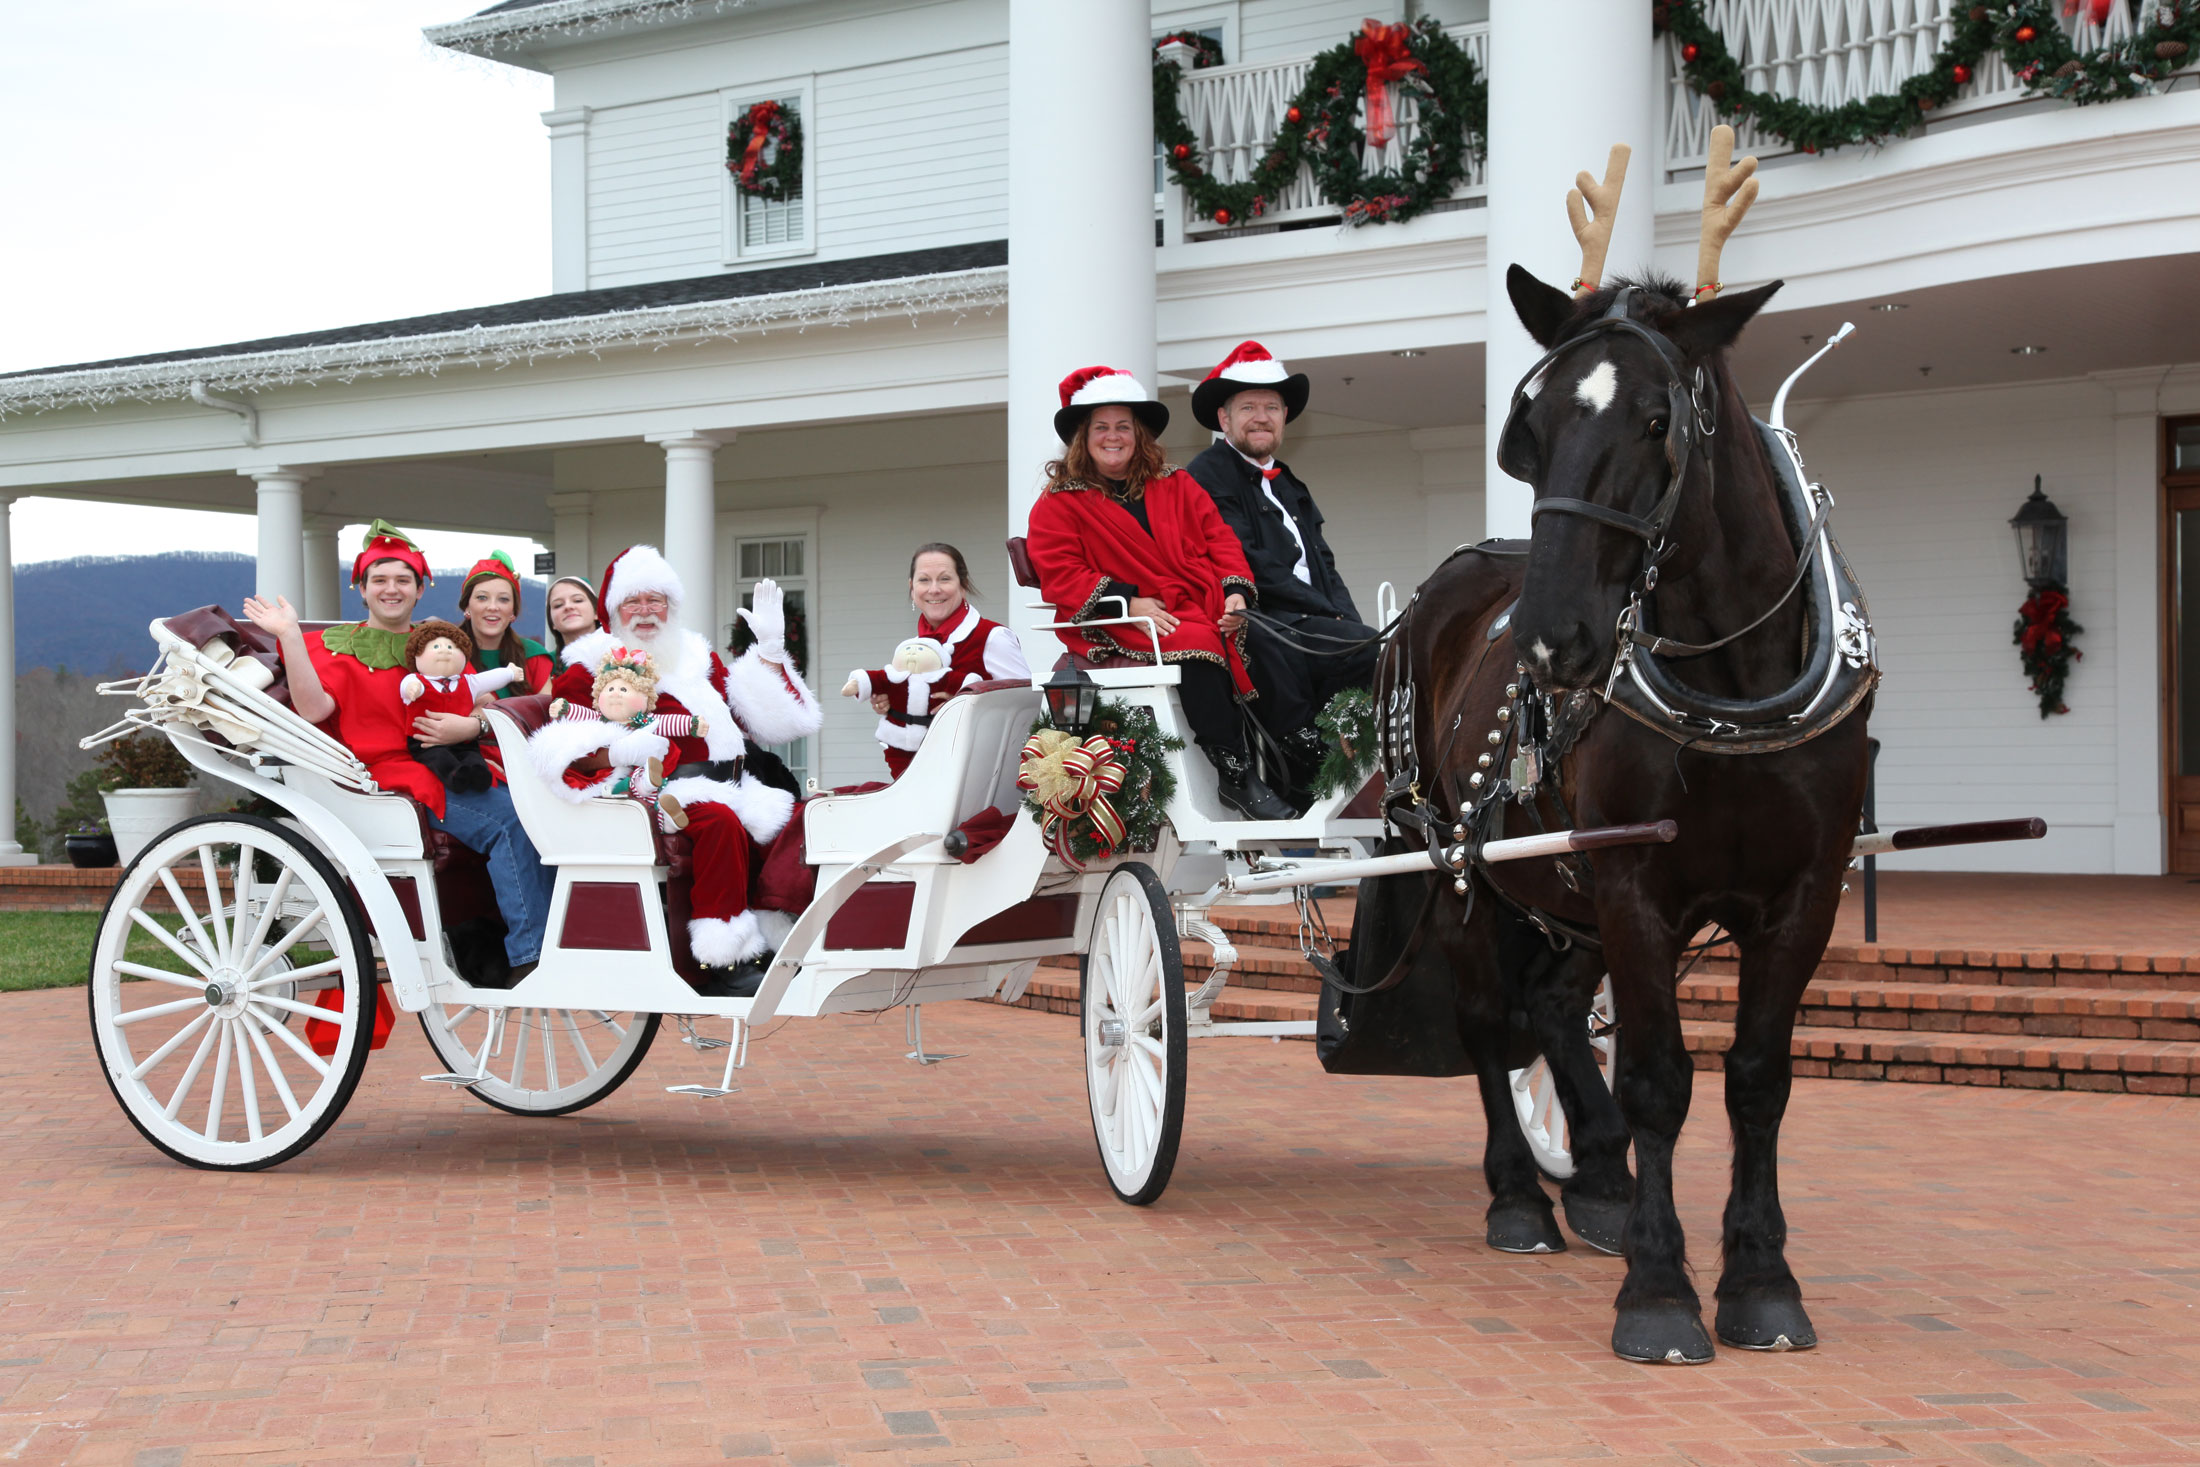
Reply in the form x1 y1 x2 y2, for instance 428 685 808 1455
1053 365 1170 444
597 545 684 629
349 518 431 587
1191 340 1310 431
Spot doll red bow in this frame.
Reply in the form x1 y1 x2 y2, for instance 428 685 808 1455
1353 20 1423 148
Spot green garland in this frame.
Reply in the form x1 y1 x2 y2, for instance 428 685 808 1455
1155 30 1225 70
726 99 803 201
1152 17 1486 228
1659 1 2200 155
1308 687 1378 800
1024 699 1184 864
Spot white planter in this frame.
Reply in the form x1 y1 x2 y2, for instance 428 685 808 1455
103 789 199 866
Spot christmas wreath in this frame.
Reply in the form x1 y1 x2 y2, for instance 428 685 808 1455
1308 686 1378 800
1153 17 1486 229
726 99 803 200
1020 699 1183 868
2014 582 2083 717
1659 1 2200 156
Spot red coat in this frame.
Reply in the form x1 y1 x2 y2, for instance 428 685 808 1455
298 627 452 816
1024 469 1257 694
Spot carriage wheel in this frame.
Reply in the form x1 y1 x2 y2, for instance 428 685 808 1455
1509 974 1619 1182
88 814 376 1171
418 1003 659 1116
1081 862 1187 1206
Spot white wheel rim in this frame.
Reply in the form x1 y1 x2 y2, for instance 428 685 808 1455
90 822 363 1166
1509 975 1618 1180
1085 879 1169 1193
420 1003 649 1112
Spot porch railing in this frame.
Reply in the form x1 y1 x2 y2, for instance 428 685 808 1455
1164 23 1488 239
1664 0 2151 172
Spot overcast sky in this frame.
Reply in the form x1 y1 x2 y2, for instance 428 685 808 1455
2 1 555 569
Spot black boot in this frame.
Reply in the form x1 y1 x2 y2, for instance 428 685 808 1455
1283 726 1332 783
696 952 773 999
1210 747 1296 821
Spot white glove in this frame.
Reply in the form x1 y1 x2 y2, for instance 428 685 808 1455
738 578 788 663
607 729 670 768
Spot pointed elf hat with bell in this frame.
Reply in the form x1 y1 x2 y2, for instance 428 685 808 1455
1191 340 1310 431
350 518 431 587
458 550 524 613
1053 365 1170 444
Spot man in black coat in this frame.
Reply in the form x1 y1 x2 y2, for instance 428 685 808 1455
1183 341 1380 797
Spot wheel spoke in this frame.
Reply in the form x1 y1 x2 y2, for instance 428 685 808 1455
539 1011 560 1091
127 911 213 978
156 869 219 966
562 1012 599 1074
114 961 210 992
446 1005 479 1029
234 1016 264 1142
1130 1033 1167 1064
130 1006 214 1080
240 1012 303 1122
114 995 207 1027
204 1023 234 1140
245 957 342 991
199 848 232 966
510 1008 533 1090
1131 997 1162 1031
163 1021 222 1116
235 867 294 975
251 992 342 1022
239 907 327 984
249 1001 332 1078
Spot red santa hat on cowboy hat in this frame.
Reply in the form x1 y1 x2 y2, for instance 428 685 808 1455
349 518 432 587
1053 365 1170 444
1191 340 1310 432
595 545 684 633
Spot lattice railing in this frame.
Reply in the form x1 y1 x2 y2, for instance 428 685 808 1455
1664 0 2146 170
1168 24 1488 236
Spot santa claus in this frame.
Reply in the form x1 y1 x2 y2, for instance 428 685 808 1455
550 545 821 993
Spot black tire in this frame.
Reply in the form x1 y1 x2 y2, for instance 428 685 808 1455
416 1006 661 1116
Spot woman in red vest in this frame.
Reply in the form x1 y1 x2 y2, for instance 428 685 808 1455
1023 367 1295 821
848 543 1033 778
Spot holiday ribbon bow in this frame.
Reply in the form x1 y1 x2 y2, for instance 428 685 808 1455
736 100 783 188
2019 588 2069 654
1018 729 1128 868
1352 20 1423 148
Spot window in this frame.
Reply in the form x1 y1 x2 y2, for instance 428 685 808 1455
724 528 817 789
722 79 814 263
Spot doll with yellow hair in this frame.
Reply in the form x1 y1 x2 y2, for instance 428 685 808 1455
527 647 701 826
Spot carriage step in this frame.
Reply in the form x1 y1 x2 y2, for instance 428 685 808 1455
1683 1019 2200 1094
421 1072 488 1087
665 1083 739 1098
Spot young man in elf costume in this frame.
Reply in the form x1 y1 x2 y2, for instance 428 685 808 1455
549 546 821 995
242 520 555 986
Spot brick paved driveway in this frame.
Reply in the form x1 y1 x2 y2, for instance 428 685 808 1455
2 987 2194 1466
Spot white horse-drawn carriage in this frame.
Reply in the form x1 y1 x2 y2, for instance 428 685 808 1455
81 545 1681 1199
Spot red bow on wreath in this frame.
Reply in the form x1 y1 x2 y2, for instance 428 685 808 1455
1353 19 1424 148
736 99 783 189
2019 588 2069 654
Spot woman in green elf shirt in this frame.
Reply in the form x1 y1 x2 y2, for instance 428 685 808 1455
457 552 554 697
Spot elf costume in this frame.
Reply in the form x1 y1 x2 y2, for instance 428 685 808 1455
458 551 554 697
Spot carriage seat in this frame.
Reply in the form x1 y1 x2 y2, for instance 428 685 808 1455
1004 537 1161 672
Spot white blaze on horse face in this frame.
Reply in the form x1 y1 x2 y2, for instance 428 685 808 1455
1574 360 1618 415
1530 638 1554 670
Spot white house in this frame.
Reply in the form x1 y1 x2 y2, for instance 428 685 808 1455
2 0 2195 875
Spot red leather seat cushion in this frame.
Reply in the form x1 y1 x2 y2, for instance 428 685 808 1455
1006 536 1039 589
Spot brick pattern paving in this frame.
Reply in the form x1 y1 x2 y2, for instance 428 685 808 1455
7 984 2199 1465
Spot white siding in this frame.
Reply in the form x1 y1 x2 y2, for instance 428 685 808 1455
586 93 723 286
814 46 1009 258
1235 0 1406 64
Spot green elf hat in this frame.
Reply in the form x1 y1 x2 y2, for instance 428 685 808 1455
459 550 523 613
350 519 431 587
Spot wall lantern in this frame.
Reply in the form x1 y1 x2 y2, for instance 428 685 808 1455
1043 662 1100 735
2009 475 2069 590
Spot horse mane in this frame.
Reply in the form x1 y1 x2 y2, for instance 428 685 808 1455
1561 272 1695 337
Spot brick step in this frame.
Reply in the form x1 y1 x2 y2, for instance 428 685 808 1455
1696 951 2200 992
1006 970 1321 1030
1678 975 2200 1042
1683 1019 2200 1095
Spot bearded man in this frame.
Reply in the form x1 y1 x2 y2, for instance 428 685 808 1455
1184 341 1381 800
550 546 821 994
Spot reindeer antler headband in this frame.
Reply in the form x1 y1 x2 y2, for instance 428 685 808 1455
1694 125 1759 304
1568 144 1631 298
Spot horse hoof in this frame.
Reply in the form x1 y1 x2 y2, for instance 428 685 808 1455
1716 1294 1817 1352
1486 1199 1566 1255
1612 1306 1715 1365
1561 1192 1627 1256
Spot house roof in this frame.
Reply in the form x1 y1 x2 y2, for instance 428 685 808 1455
0 242 1007 416
425 0 749 57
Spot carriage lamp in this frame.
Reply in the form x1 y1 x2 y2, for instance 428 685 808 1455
2009 476 2069 589
1044 663 1100 735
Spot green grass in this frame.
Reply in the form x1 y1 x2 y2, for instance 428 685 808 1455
1 911 204 993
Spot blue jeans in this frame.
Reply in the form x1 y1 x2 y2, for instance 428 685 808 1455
428 783 553 966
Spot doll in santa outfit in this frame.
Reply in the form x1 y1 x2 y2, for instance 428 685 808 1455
529 647 694 819
549 546 821 995
841 637 949 779
399 620 525 794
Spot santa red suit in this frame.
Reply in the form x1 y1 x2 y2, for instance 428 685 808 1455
845 606 1032 777
551 546 821 969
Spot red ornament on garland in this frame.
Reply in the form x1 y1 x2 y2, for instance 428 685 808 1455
1951 63 1972 84
1171 143 1191 161
1286 105 1301 124
2014 23 2037 42
1213 207 1233 225
1681 42 1700 61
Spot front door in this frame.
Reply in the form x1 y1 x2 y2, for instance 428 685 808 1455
2164 422 2200 872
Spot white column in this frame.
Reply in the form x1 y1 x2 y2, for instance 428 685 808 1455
1007 0 1156 660
549 490 594 591
302 518 342 623
543 107 592 294
647 433 723 643
2100 375 2166 873
0 495 31 864
240 465 319 605
1482 0 1657 537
